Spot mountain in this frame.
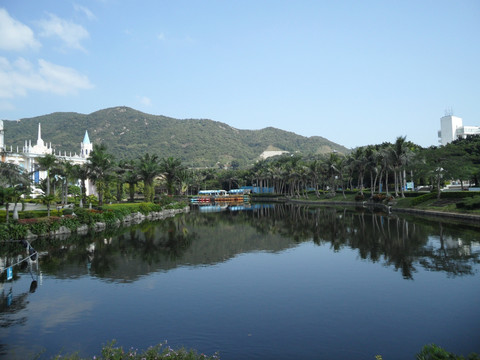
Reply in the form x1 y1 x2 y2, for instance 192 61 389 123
2 106 349 168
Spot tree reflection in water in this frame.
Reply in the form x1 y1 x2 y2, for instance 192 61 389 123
238 204 479 279
3 204 477 284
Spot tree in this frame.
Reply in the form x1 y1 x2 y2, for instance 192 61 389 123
36 154 57 196
391 136 414 198
324 152 347 198
350 147 368 194
39 193 56 218
160 157 184 195
121 160 139 202
137 153 162 202
176 169 192 195
0 162 30 223
86 143 115 206
70 163 89 207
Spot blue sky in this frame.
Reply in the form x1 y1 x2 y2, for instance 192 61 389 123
0 1 479 149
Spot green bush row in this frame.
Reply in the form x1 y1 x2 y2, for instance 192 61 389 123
439 191 480 199
0 201 187 241
410 192 438 206
456 196 480 210
409 191 480 207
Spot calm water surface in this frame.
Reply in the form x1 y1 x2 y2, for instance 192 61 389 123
1 204 479 360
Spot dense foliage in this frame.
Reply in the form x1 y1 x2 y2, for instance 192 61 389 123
2 134 480 218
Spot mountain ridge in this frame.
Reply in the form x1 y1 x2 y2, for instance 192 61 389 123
2 106 349 167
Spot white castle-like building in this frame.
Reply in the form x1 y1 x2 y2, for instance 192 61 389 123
438 114 480 146
0 120 94 195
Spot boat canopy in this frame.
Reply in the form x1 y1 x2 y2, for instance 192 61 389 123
198 190 227 196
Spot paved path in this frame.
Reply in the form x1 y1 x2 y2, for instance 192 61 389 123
1 203 47 211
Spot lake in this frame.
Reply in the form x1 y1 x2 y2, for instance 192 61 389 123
1 204 479 360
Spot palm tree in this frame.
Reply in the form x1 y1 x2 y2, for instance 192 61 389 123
323 152 348 198
0 162 31 223
70 163 89 207
351 147 367 195
379 145 393 195
176 168 192 195
86 143 115 206
112 160 131 203
137 153 162 202
364 146 379 198
36 153 57 196
39 193 56 218
122 160 139 202
391 136 410 197
160 157 184 195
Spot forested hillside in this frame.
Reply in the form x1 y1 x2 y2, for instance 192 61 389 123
2 106 349 167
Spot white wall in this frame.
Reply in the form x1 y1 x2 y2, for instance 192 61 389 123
439 115 463 145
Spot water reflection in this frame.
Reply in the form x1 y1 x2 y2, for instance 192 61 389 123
0 255 41 329
2 204 479 285
1 204 479 359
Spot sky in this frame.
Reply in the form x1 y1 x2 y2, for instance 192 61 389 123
0 1 479 149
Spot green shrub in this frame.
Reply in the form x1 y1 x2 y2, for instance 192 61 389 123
73 208 98 226
416 343 480 360
410 192 438 206
29 220 49 235
62 208 74 215
355 193 365 201
59 216 80 231
0 224 9 241
456 196 480 210
439 191 480 199
372 194 386 203
101 210 120 226
21 211 37 219
5 223 28 240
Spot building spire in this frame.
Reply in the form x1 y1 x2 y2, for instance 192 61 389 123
81 130 93 157
83 130 91 144
36 123 44 148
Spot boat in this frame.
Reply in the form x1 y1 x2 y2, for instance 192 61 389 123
190 189 250 204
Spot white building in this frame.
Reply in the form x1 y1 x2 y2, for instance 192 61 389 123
0 120 94 195
438 115 480 146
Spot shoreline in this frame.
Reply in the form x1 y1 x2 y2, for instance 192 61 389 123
254 196 480 223
22 206 190 241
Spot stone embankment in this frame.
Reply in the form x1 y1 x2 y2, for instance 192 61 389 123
25 206 190 241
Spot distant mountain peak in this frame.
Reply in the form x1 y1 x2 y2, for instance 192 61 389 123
3 107 349 167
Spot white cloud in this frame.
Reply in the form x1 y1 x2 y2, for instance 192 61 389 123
28 295 94 330
38 13 89 51
0 56 93 98
0 100 15 111
157 33 165 41
0 8 41 51
139 96 152 106
73 4 96 21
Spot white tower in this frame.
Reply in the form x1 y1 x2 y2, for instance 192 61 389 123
81 130 93 157
29 123 52 154
438 115 463 146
